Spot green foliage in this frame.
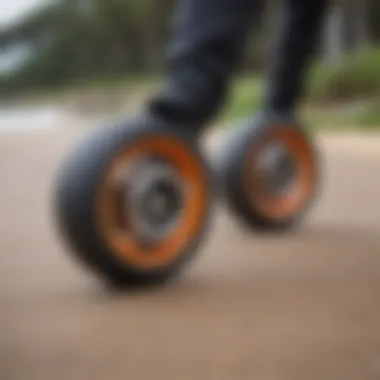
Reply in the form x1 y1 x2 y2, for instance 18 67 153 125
220 48 380 127
308 48 380 102
218 76 380 130
0 0 174 94
218 78 263 123
1 0 380 109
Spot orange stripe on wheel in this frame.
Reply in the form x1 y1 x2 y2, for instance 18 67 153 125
243 126 317 220
96 135 208 270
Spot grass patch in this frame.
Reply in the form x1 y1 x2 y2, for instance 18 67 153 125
3 52 380 132
218 77 263 124
217 47 380 131
308 47 380 103
216 76 380 131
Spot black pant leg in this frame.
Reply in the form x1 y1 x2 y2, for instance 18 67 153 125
263 0 329 115
147 0 264 129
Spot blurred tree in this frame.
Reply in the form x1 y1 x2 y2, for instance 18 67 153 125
322 0 372 63
0 0 379 93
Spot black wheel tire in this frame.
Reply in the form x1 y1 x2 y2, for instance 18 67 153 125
53 116 213 288
218 114 321 232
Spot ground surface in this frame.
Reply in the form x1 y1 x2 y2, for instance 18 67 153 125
0 125 380 380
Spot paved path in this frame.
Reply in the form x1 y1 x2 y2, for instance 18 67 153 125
0 127 380 380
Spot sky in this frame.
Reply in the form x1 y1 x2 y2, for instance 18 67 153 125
0 0 48 72
1 0 45 26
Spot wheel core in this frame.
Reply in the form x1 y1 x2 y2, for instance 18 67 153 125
121 157 185 247
255 142 298 196
243 126 317 221
96 135 208 270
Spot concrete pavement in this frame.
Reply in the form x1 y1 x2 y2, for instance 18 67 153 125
0 127 379 380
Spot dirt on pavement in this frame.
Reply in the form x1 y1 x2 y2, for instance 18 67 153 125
0 126 379 380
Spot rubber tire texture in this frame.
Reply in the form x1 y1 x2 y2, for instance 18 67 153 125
218 114 321 232
53 116 213 288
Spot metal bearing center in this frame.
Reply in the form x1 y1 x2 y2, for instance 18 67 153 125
123 158 185 246
256 142 297 196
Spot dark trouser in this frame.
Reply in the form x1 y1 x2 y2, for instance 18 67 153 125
147 0 328 130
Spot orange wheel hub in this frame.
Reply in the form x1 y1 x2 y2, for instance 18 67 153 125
243 126 317 220
96 135 208 270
